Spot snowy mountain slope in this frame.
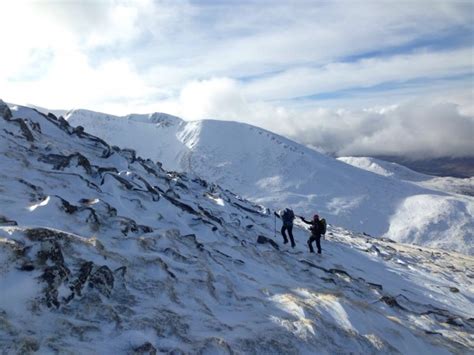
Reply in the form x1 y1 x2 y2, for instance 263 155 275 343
338 156 474 197
1 101 473 353
337 157 431 182
65 109 474 255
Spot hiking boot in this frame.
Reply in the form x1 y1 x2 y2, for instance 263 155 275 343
283 240 288 244
291 243 296 248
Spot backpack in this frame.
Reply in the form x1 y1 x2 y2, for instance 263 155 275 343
319 218 327 235
282 208 294 225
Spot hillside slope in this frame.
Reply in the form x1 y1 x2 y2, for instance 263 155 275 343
339 156 474 197
65 109 474 255
1 101 473 353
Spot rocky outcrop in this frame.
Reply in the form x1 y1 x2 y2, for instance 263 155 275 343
38 153 93 175
0 99 12 120
257 235 280 250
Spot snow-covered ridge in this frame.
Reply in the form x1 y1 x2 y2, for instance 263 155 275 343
338 156 430 181
1 101 473 353
65 108 474 255
339 156 474 197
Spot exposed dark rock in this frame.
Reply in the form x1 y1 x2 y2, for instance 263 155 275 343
97 166 119 174
0 99 12 120
35 110 74 134
88 265 115 297
85 207 100 229
47 112 58 120
163 195 199 215
175 181 188 190
445 317 463 327
29 120 42 134
119 148 136 163
379 296 406 310
38 152 93 175
37 239 65 266
42 264 70 308
0 215 18 226
79 198 97 205
117 217 152 236
101 173 135 190
368 282 383 291
138 160 162 178
182 234 205 251
256 235 279 250
198 206 223 225
299 260 330 273
18 263 35 271
192 177 208 188
58 197 79 214
18 178 43 193
155 257 176 279
425 330 443 336
133 342 157 355
8 118 35 141
73 125 84 135
449 287 460 293
69 261 94 298
18 338 40 353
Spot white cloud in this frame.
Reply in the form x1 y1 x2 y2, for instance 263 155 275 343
243 48 473 101
177 78 247 120
155 78 473 159
0 0 472 158
287 101 474 159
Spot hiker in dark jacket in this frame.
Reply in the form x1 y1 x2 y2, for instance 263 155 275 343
301 214 325 254
280 208 296 248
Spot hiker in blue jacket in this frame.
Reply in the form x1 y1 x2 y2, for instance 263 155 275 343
280 208 296 248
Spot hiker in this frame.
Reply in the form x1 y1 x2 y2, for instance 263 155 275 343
301 214 326 254
280 208 296 248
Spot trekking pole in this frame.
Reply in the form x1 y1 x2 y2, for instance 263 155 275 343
274 212 276 238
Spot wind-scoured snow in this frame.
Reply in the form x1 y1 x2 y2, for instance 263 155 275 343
65 110 474 255
0 101 473 353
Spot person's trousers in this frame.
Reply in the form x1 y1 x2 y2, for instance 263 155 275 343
281 225 295 247
307 235 321 253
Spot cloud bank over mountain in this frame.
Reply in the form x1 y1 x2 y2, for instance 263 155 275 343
158 78 474 159
1 0 472 159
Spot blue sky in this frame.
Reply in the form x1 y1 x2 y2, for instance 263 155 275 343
0 0 473 158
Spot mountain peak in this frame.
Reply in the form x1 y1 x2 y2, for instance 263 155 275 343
127 112 183 126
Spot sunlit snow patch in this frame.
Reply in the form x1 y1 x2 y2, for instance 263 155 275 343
206 193 225 206
28 196 50 211
270 293 315 339
295 289 355 332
